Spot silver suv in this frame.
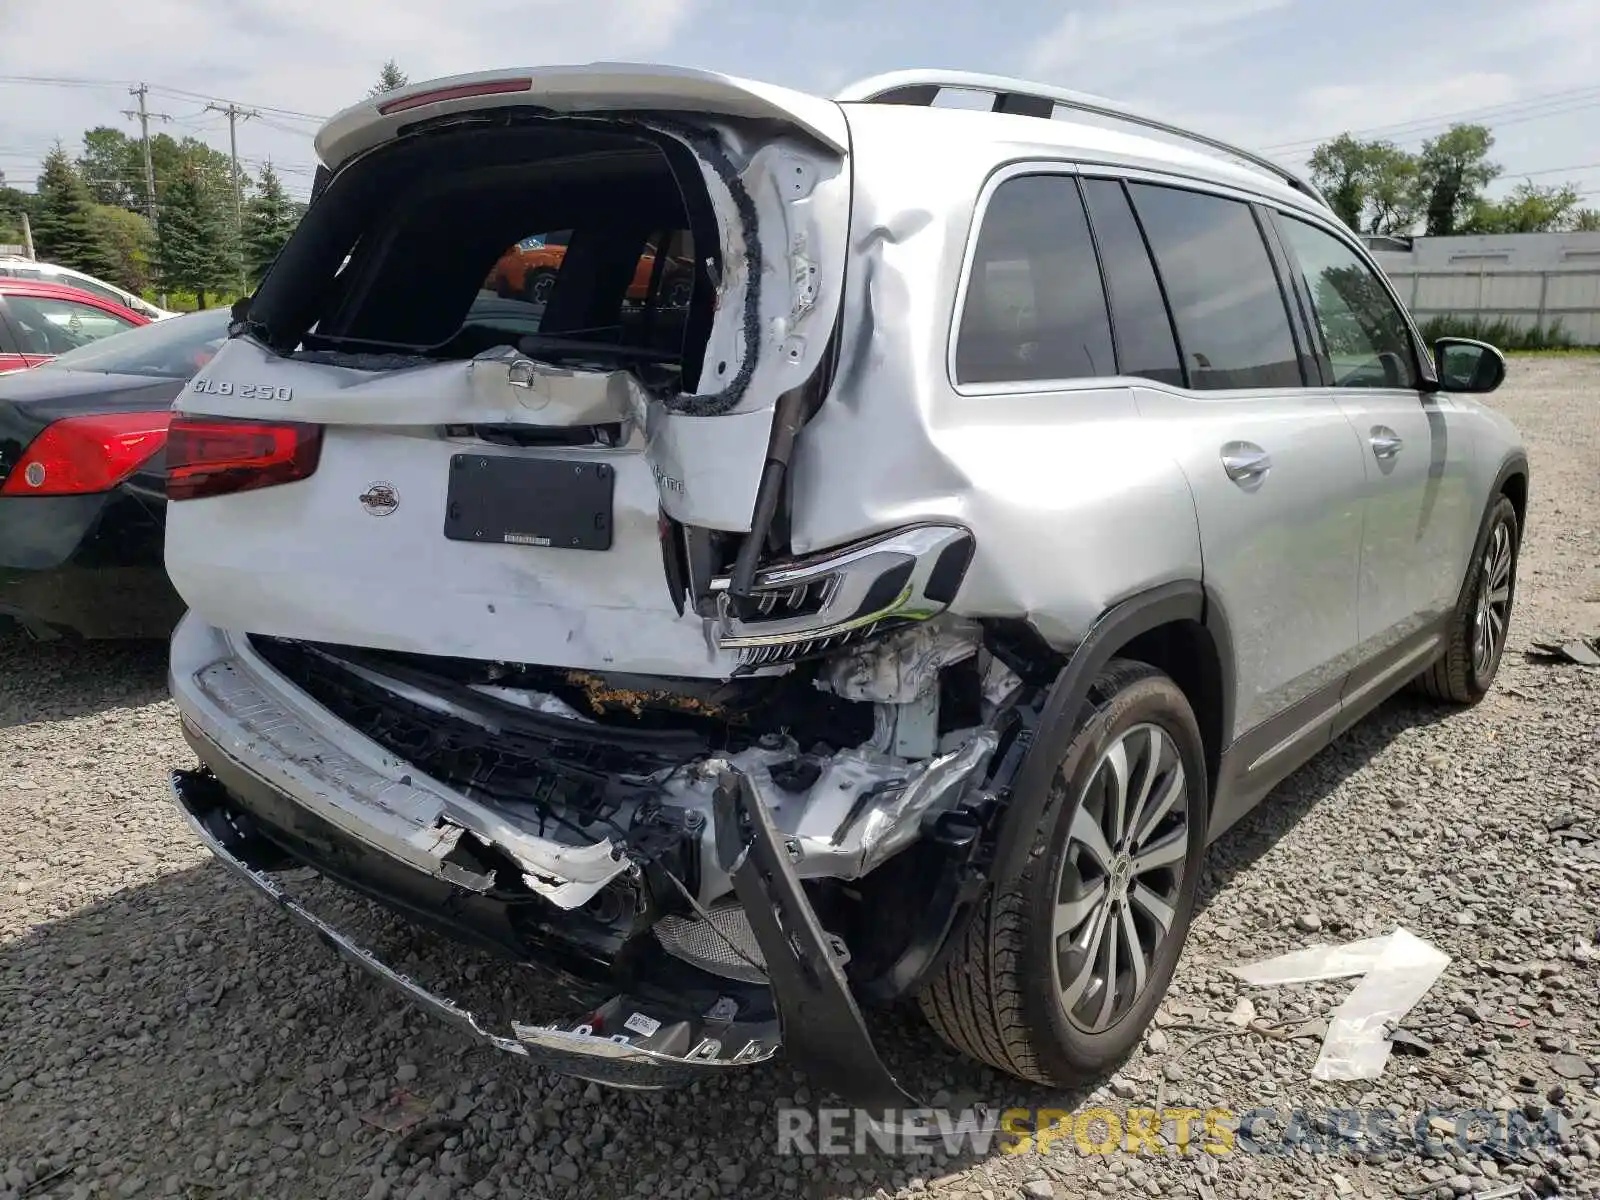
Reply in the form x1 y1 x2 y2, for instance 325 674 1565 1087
163 65 1528 1109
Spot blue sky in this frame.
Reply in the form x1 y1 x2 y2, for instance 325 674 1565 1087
2 0 1598 210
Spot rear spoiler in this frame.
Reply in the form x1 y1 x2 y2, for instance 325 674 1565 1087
314 63 851 170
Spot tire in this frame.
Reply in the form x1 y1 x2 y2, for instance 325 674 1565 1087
524 270 556 306
1412 494 1520 705
919 658 1208 1085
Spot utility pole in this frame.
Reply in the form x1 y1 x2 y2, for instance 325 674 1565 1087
124 84 170 306
20 211 34 261
204 101 258 293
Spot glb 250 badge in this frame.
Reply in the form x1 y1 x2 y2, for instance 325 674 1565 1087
191 378 293 401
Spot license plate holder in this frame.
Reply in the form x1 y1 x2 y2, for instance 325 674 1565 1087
443 453 614 551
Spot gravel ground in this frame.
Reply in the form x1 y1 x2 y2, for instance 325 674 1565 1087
2 355 1597 1200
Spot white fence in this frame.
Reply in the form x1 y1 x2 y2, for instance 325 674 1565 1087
1369 233 1600 345
1380 267 1600 345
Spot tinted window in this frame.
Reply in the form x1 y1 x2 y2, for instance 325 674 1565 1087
955 175 1114 385
1080 178 1183 387
1278 216 1417 389
70 277 127 306
44 307 230 378
5 296 138 355
1128 184 1301 390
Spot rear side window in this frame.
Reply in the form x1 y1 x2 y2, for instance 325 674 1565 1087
1276 216 1418 389
1128 184 1302 391
5 296 138 354
955 174 1114 385
1080 178 1183 387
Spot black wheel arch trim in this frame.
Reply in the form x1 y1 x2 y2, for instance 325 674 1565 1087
1453 452 1529 614
988 579 1229 887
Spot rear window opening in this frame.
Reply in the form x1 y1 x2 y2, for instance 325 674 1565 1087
248 117 726 397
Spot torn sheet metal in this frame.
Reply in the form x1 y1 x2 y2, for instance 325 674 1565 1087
468 344 651 427
821 619 981 703
1228 928 1451 1082
189 652 633 910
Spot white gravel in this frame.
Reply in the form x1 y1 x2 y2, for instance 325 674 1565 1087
2 356 1598 1200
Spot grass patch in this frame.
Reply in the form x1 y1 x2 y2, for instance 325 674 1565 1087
1417 314 1585 351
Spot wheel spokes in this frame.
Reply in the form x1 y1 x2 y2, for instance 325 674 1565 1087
1055 877 1107 936
1131 826 1187 875
1101 739 1132 845
1120 902 1149 1001
1122 727 1167 846
1094 909 1123 1028
1070 804 1115 875
1059 901 1112 1010
1130 882 1176 935
1131 763 1184 849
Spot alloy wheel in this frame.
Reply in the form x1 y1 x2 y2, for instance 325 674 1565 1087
1473 520 1514 680
1051 723 1190 1033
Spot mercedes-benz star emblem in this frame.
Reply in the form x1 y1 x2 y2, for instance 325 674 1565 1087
359 482 399 517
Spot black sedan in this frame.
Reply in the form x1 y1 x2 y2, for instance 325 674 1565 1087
0 308 230 639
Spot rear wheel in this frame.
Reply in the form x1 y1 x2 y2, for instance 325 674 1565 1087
1413 494 1520 705
919 659 1207 1085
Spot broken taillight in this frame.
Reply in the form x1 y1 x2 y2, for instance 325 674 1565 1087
165 416 323 501
0 412 171 496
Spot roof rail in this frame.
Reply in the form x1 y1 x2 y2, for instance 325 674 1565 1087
835 70 1329 210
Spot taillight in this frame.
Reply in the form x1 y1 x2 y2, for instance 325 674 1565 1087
165 416 323 501
376 77 533 115
0 412 171 496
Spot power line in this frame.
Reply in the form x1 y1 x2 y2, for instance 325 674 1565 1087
0 74 329 124
1263 86 1600 154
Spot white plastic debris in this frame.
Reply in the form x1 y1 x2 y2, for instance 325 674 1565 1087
1228 936 1393 986
1227 927 1451 1082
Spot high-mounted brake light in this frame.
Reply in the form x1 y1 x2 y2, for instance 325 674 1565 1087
165 416 323 501
0 412 171 496
377 77 534 116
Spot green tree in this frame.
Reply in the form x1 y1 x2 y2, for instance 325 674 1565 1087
79 127 144 209
87 204 156 292
1462 182 1583 234
242 163 299 285
1573 208 1600 232
32 144 119 278
1415 124 1498 237
1308 135 1421 235
1362 143 1420 235
370 60 410 96
1308 134 1373 232
0 173 37 248
157 162 230 307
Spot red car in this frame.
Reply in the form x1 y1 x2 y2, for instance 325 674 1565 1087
0 279 152 373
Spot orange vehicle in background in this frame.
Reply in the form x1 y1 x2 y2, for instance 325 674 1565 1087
484 232 694 307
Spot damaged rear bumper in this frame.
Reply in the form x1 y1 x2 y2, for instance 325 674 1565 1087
167 616 1007 1107
171 766 780 1089
170 761 917 1109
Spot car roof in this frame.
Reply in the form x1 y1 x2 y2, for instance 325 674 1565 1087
838 101 1326 218
0 277 146 312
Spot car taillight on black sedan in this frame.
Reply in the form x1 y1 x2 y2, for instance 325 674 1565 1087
0 412 171 496
165 416 323 501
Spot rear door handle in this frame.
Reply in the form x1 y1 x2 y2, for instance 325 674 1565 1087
1369 427 1404 459
1221 441 1272 483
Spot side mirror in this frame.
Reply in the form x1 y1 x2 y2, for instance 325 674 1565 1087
228 295 252 337
1432 337 1506 394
